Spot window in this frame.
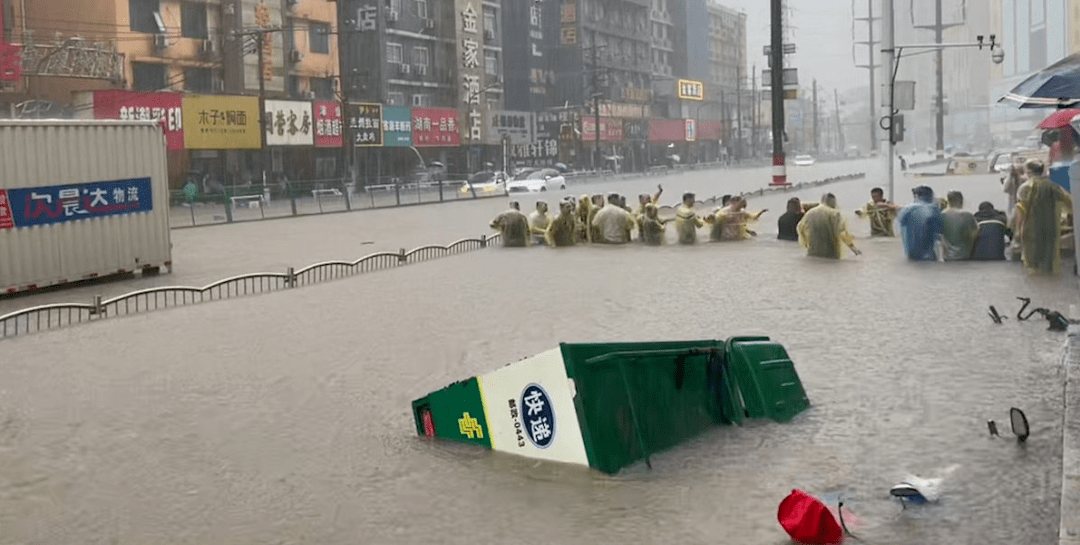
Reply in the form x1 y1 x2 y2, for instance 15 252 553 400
387 0 401 15
311 77 335 100
130 0 163 33
412 46 429 66
412 93 432 107
388 91 406 106
387 42 403 64
287 75 301 98
132 63 167 91
483 8 496 33
416 0 428 19
309 22 330 54
485 51 498 76
181 2 208 39
184 67 212 92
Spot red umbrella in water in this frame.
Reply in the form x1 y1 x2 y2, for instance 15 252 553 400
1037 108 1080 129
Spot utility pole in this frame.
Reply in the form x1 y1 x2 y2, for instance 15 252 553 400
752 65 758 159
769 0 786 185
853 0 878 152
234 28 279 184
913 0 962 159
834 88 845 152
812 79 819 154
586 29 605 171
736 68 743 161
882 0 895 202
720 89 727 162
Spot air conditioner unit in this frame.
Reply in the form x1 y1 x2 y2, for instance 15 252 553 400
424 18 435 30
285 0 298 5
302 91 315 100
200 39 217 56
153 33 168 51
288 49 303 64
399 63 411 75
484 29 495 40
386 9 398 22
415 64 427 76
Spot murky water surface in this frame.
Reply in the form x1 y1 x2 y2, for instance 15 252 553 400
0 158 1074 544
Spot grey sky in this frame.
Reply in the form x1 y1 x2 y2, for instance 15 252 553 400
720 0 868 99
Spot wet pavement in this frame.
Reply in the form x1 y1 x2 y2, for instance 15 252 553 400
0 157 1076 544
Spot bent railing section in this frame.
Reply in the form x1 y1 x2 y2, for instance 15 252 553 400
0 234 498 340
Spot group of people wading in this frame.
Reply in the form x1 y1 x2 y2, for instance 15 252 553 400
489 158 1072 273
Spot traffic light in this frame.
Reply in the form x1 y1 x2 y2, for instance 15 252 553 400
891 114 905 143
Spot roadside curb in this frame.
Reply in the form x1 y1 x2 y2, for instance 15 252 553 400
1061 325 1080 545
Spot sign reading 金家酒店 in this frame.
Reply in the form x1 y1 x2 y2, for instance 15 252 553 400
456 0 487 146
264 100 314 146
0 178 153 230
182 95 262 149
347 103 384 147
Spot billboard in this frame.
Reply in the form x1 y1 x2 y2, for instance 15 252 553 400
182 95 262 149
412 107 460 147
313 101 343 147
347 103 383 147
455 0 488 146
92 90 184 150
382 106 413 147
264 100 314 146
485 111 533 145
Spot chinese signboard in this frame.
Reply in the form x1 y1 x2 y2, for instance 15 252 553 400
677 79 705 101
313 101 343 147
581 117 623 142
412 107 460 147
0 190 13 229
382 106 413 147
649 118 692 142
598 102 649 118
182 95 262 149
560 0 578 46
242 0 284 93
347 103 383 147
523 111 563 165
485 111 533 145
264 100 314 146
456 0 487 146
685 119 696 142
92 91 184 150
3 178 153 229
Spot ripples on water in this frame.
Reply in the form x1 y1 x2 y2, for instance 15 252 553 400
0 230 1073 544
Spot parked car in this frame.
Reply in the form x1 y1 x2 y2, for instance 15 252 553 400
792 155 816 167
460 170 508 195
506 168 568 193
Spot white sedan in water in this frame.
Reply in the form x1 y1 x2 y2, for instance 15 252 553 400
506 168 568 193
792 155 816 167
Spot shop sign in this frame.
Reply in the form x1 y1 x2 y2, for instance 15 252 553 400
264 100 314 146
313 101 343 147
92 90 184 150
182 95 262 149
347 103 383 147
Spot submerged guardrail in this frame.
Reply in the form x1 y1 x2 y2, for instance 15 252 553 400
0 233 502 340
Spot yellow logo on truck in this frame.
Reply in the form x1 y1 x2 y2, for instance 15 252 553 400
458 412 484 439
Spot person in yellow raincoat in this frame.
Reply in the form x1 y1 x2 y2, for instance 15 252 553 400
797 193 861 259
490 201 530 247
587 194 605 242
1016 159 1073 274
710 196 767 241
575 194 593 243
854 187 899 237
639 202 668 245
674 192 705 244
545 199 578 247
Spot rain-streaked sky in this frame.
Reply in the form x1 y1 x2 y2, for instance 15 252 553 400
721 0 866 98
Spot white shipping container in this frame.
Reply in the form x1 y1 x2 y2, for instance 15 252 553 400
0 120 172 293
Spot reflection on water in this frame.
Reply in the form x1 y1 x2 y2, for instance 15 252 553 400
0 231 1072 544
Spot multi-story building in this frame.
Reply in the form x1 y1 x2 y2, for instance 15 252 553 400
989 0 1076 145
705 1 745 154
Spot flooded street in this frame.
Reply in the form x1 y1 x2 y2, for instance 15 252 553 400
0 158 1075 543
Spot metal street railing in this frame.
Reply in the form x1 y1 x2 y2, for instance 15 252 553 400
0 233 501 341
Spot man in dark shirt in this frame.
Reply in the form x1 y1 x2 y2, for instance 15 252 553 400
777 198 803 241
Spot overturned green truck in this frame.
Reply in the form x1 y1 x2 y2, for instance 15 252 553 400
412 337 810 475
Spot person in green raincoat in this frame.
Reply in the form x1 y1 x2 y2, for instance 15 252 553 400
1016 159 1073 274
490 201 530 247
797 193 861 259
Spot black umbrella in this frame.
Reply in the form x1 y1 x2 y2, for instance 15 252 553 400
1000 52 1080 108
